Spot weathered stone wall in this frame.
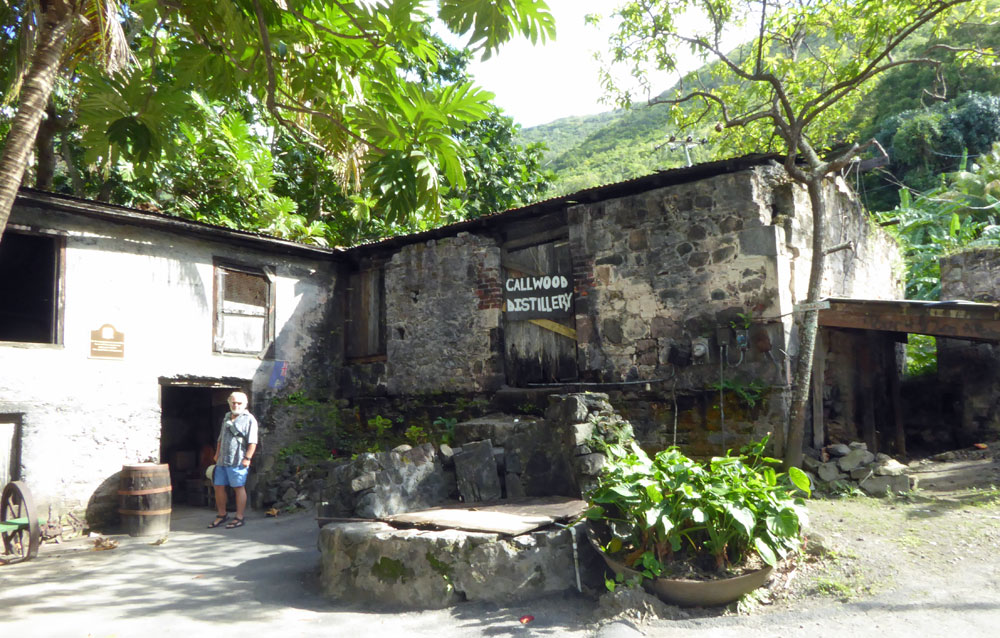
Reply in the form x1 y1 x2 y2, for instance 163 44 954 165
384 232 504 394
938 248 1000 443
563 167 900 453
0 201 335 523
569 168 783 387
569 167 900 386
330 167 899 457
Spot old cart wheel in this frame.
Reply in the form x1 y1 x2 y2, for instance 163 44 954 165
1 481 40 561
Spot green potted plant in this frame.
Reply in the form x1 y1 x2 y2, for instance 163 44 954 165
584 437 810 606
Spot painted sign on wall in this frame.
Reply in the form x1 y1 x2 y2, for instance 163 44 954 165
504 274 573 321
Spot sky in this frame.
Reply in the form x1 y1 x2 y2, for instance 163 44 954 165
460 0 619 129
453 1 756 130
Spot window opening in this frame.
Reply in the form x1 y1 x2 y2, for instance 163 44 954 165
0 231 61 344
214 262 273 355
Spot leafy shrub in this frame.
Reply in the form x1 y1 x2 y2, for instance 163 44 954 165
585 438 810 579
433 416 458 445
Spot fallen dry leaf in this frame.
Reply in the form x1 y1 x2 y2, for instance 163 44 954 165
92 537 118 551
265 508 279 517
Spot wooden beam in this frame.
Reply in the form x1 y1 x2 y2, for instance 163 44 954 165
819 299 1000 341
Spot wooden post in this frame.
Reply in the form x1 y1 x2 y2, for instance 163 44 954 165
887 338 907 458
859 332 878 454
811 329 826 449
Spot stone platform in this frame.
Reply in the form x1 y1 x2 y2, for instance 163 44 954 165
318 520 589 608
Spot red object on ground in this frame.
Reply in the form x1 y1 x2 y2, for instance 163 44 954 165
974 443 988 450
519 615 534 624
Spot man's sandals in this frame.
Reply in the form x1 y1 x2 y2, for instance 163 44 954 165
207 514 229 528
226 517 245 529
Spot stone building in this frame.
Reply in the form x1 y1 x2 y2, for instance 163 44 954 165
1 155 902 522
937 248 1000 444
333 155 900 455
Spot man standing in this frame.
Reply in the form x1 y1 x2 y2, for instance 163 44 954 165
208 391 258 529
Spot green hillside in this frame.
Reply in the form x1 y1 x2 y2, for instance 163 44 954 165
522 16 1000 205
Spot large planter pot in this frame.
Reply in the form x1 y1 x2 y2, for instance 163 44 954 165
587 528 773 607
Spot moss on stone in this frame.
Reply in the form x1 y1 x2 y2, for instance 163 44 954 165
425 551 452 577
371 557 413 584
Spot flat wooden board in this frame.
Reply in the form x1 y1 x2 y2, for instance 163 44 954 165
384 496 588 535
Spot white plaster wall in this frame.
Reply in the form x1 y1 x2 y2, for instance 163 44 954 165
0 204 334 519
781 177 902 305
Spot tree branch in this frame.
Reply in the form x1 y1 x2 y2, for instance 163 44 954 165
285 7 383 47
248 0 383 159
669 31 797 125
798 0 974 123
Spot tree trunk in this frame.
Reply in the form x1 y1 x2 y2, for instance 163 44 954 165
35 100 61 190
784 177 828 469
0 9 76 245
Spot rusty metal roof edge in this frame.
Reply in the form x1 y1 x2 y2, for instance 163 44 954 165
346 153 784 255
14 153 784 260
14 188 343 259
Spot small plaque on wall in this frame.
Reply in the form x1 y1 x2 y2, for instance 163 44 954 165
90 324 125 359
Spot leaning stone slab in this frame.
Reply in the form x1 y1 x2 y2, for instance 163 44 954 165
827 444 851 457
571 422 596 446
874 458 908 476
837 449 875 472
454 439 502 502
802 456 822 473
859 474 913 496
546 394 589 425
351 471 376 493
318 521 579 609
575 453 606 476
453 415 525 448
850 466 874 480
817 461 846 482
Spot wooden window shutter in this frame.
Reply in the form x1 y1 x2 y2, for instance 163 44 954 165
346 267 385 359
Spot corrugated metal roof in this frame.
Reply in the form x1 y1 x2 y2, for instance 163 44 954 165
13 188 340 259
346 153 782 255
13 153 782 260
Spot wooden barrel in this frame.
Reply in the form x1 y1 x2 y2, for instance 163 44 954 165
118 463 172 537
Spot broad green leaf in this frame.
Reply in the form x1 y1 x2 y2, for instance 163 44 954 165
787 466 812 497
754 537 778 566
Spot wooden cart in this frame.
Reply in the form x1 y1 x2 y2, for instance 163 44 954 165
0 481 41 563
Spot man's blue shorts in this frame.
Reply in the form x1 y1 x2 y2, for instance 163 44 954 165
213 464 249 487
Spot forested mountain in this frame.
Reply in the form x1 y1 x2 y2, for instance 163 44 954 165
523 15 1000 210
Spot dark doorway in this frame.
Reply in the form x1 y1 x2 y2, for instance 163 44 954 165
159 385 242 506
